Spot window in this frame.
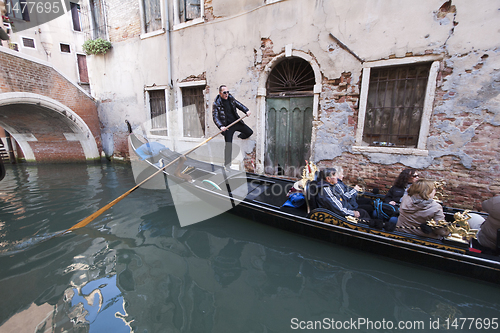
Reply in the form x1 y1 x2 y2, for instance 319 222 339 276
181 86 205 138
179 0 200 23
148 90 168 136
77 54 89 83
60 43 71 53
173 0 203 28
6 0 30 21
141 0 162 33
70 2 82 31
363 64 430 147
355 57 440 154
21 37 35 48
89 0 107 39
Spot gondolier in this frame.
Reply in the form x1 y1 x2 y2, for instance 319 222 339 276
212 85 253 169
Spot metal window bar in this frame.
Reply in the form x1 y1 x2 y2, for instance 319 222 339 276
182 86 205 137
363 64 430 147
149 90 168 136
80 0 109 41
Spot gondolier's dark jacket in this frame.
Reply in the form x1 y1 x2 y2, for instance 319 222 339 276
212 94 249 129
316 180 356 217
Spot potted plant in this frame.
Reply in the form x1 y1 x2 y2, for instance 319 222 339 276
82 38 112 55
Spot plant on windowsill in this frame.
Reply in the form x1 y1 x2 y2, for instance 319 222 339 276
82 38 112 55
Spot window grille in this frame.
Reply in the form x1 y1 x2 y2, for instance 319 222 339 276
22 37 35 48
181 86 205 137
149 90 168 136
363 63 431 148
79 0 108 40
267 57 315 97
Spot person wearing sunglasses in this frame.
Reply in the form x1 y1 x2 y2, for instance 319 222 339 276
212 85 253 169
384 168 419 206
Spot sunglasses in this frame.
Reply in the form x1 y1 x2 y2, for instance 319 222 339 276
412 174 419 178
222 91 229 95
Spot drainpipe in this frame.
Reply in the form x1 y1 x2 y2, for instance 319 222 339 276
165 0 173 88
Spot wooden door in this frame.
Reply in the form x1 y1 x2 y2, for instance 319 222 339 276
265 97 313 177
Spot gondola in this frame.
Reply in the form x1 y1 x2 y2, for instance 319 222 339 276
128 131 500 285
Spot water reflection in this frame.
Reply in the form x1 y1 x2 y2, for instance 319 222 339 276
0 164 498 333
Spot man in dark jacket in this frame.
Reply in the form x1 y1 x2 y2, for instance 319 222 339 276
212 85 253 168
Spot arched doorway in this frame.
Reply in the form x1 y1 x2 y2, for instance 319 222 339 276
264 57 315 177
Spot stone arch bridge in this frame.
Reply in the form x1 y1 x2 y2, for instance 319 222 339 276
0 48 101 163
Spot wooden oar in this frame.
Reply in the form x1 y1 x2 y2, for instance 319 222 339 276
64 114 249 233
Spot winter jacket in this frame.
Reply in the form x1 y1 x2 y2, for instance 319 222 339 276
316 180 356 217
396 194 449 239
383 185 408 204
212 94 249 129
476 196 500 251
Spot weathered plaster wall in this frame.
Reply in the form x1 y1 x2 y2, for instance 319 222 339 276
88 36 170 157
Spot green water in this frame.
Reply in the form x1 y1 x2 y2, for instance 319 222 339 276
0 163 498 333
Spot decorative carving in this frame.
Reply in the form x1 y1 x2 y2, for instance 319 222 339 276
301 160 318 188
427 210 478 243
433 180 447 202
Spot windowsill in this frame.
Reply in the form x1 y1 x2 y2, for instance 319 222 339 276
173 17 204 31
179 136 205 141
140 28 166 40
352 146 429 156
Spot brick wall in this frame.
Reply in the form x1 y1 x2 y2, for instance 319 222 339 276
106 0 142 43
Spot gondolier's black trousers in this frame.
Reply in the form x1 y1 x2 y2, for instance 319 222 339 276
222 122 253 167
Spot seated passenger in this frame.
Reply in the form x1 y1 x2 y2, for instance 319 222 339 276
474 195 500 252
316 168 371 219
333 165 374 215
384 168 418 206
281 181 306 209
396 179 450 239
332 165 361 209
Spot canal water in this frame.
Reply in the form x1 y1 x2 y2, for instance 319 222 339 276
0 163 499 333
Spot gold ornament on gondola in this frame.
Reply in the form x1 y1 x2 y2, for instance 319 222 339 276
426 210 478 243
301 160 318 188
433 180 448 202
